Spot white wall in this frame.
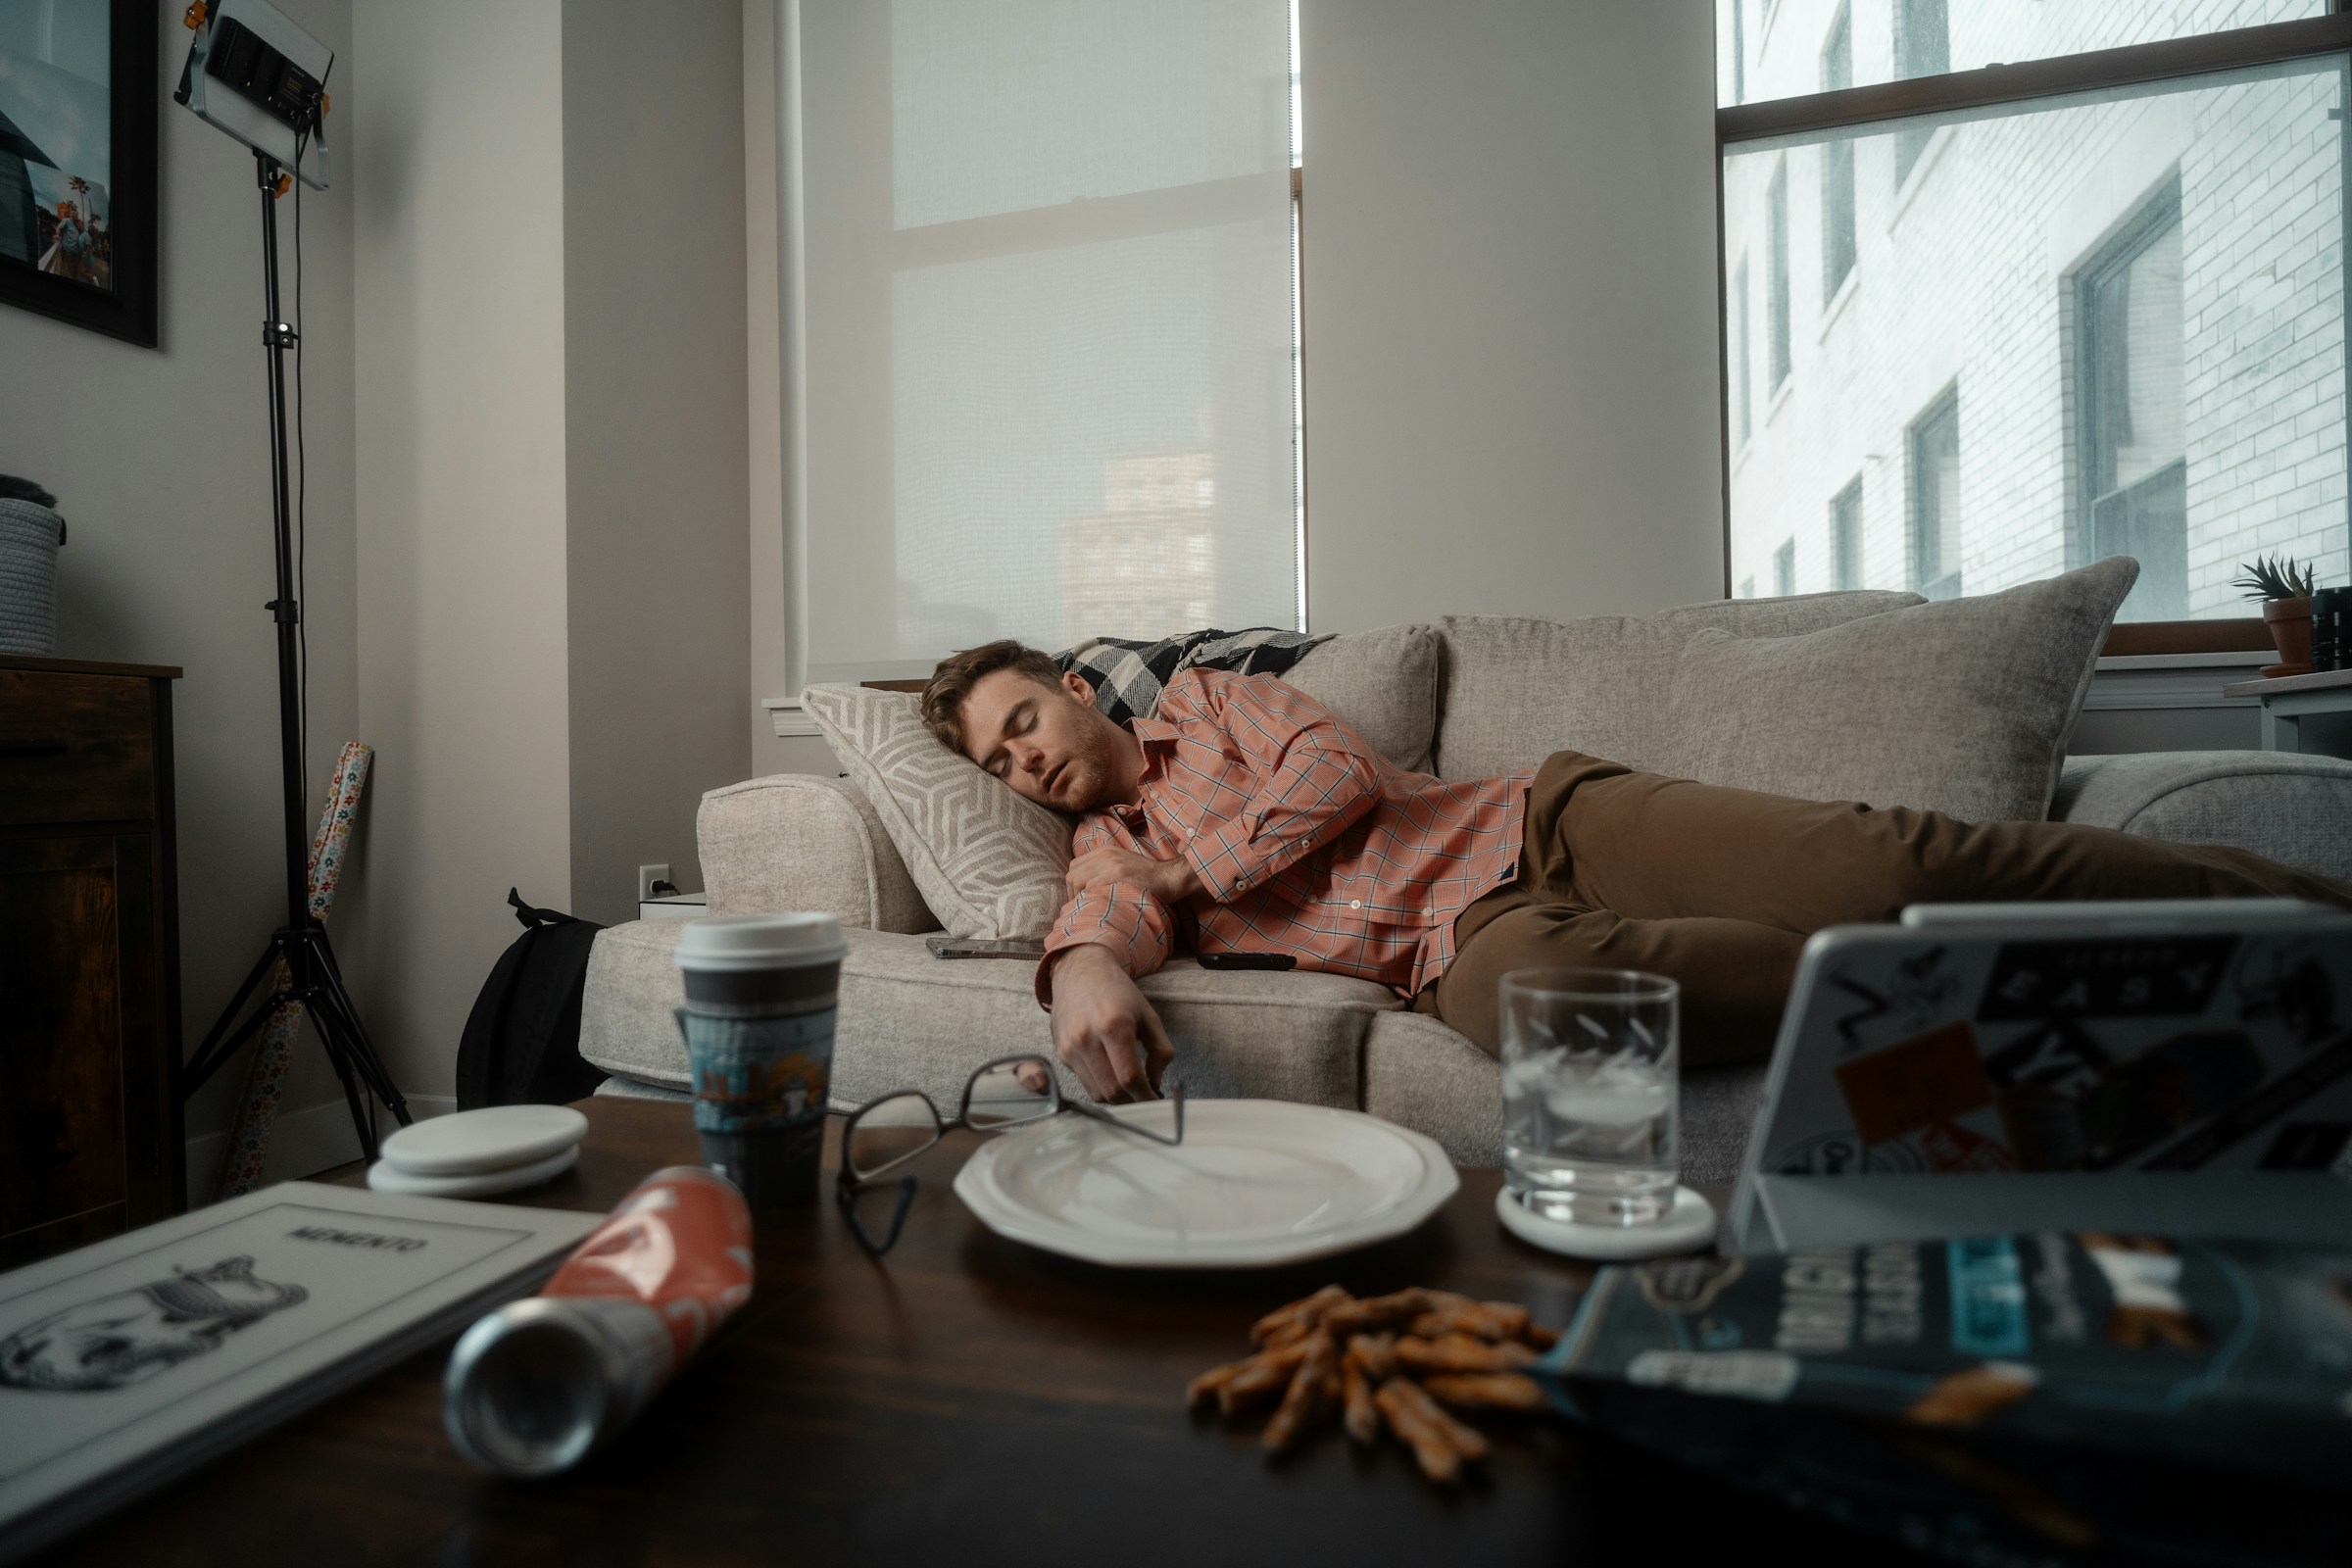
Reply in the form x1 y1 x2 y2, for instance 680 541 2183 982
562 0 753 924
350 0 572 1101
0 0 364 1191
1299 0 1727 632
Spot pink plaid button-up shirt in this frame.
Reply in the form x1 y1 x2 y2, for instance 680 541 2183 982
1038 669 1533 1006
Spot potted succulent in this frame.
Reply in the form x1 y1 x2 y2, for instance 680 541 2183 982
2233 554 2317 677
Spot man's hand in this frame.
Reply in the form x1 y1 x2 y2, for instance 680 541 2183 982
1067 843 1200 906
1046 945 1174 1104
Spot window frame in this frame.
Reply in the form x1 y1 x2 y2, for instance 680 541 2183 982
1714 5 2352 654
1908 386 1963 601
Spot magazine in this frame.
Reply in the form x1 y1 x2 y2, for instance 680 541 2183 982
1537 1233 2352 1565
0 1182 601 1562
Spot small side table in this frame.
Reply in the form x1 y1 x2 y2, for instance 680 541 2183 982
2223 667 2352 753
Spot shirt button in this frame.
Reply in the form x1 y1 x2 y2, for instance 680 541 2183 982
1349 899 1362 909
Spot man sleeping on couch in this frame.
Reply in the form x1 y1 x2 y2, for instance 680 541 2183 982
919 640 2352 1105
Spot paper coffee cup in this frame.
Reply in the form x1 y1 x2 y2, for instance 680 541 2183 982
673 913 847 1208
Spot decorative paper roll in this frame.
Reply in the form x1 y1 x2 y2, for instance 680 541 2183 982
210 742 373 1200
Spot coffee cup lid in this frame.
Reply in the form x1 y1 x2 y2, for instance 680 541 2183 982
672 912 847 971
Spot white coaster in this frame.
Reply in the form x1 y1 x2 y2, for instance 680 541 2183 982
379 1105 588 1177
367 1143 580 1198
1494 1184 1717 1260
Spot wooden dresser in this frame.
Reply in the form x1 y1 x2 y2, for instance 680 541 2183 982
0 655 183 1267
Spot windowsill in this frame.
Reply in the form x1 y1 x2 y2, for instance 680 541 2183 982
1817 270 1858 340
2082 649 2271 712
761 697 821 738
1887 125 1953 229
1765 375 1795 426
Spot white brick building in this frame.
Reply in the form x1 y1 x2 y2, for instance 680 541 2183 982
1721 0 2351 619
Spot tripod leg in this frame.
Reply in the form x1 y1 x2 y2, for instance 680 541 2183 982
183 937 292 1093
187 983 301 1096
304 931 412 1126
300 997 380 1163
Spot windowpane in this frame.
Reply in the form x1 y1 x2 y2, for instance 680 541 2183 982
800 0 1298 678
1723 59 2350 621
1773 538 1796 596
1832 477 1862 588
1735 256 1752 443
1910 391 1962 600
1767 162 1790 389
1821 7 1856 295
1716 0 2324 110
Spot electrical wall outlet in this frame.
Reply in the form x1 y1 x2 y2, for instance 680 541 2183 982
637 863 672 903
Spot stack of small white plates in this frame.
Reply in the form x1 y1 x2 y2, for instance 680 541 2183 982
367 1105 590 1198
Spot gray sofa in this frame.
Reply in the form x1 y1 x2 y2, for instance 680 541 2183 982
577 592 2352 1186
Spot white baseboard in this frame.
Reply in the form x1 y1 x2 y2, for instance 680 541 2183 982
185 1093 458 1200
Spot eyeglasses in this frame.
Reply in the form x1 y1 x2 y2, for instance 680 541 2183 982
836 1053 1186 1256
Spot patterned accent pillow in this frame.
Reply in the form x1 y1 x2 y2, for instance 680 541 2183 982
801 686 1071 939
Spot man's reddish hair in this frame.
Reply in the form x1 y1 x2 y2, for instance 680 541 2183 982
920 640 1063 752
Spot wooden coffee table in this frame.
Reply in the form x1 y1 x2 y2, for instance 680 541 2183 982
48 1099 1882 1564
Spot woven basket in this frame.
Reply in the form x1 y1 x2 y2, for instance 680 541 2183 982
0 499 65 656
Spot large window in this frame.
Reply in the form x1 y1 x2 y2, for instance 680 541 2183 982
795 0 1301 682
1718 3 2352 636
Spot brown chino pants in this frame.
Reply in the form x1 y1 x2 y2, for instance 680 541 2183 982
1411 751 2352 1066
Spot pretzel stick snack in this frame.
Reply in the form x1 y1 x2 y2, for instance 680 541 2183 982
1251 1284 1348 1347
1374 1380 1458 1483
1346 1331 1398 1381
1409 1301 1533 1344
1263 1332 1340 1452
1341 1358 1381 1445
1384 1376 1491 1461
1420 1372 1547 1412
1217 1340 1315 1416
1324 1288 1475 1337
1395 1333 1539 1375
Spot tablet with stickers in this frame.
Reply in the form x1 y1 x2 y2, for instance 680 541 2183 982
1728 900 2352 1253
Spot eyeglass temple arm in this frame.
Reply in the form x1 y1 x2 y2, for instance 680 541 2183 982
1071 1081 1185 1146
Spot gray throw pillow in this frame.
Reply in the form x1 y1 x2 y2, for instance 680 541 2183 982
801 686 1071 939
1659 557 2139 822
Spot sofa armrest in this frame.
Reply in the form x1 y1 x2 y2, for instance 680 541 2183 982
697 773 937 932
2052 751 2352 882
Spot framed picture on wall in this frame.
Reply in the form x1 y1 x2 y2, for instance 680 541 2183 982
0 0 158 347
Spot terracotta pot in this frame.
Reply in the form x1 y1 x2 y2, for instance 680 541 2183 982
2261 596 2312 678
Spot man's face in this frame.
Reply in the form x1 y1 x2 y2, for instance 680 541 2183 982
959 668 1126 812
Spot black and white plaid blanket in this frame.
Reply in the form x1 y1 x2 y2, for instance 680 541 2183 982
1056 627 1330 729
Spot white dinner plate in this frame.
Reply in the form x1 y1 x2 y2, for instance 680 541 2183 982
952 1099 1459 1268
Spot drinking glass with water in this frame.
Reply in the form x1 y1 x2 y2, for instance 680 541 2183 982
1499 968 1679 1227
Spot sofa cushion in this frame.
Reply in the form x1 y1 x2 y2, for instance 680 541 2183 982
1659 558 2138 821
1358 1011 1768 1183
1283 623 1446 774
1436 588 1924 779
580 921 1396 1112
803 685 1071 939
2053 750 2352 881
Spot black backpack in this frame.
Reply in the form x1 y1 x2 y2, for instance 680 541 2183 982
455 889 610 1108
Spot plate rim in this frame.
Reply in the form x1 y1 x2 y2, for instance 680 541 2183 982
951 1099 1461 1269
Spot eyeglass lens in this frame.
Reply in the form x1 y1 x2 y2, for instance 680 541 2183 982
846 1092 942 1179
962 1058 1057 1132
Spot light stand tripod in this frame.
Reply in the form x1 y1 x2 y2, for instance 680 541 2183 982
181 150 409 1160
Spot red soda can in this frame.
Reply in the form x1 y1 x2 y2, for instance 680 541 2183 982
443 1165 754 1476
